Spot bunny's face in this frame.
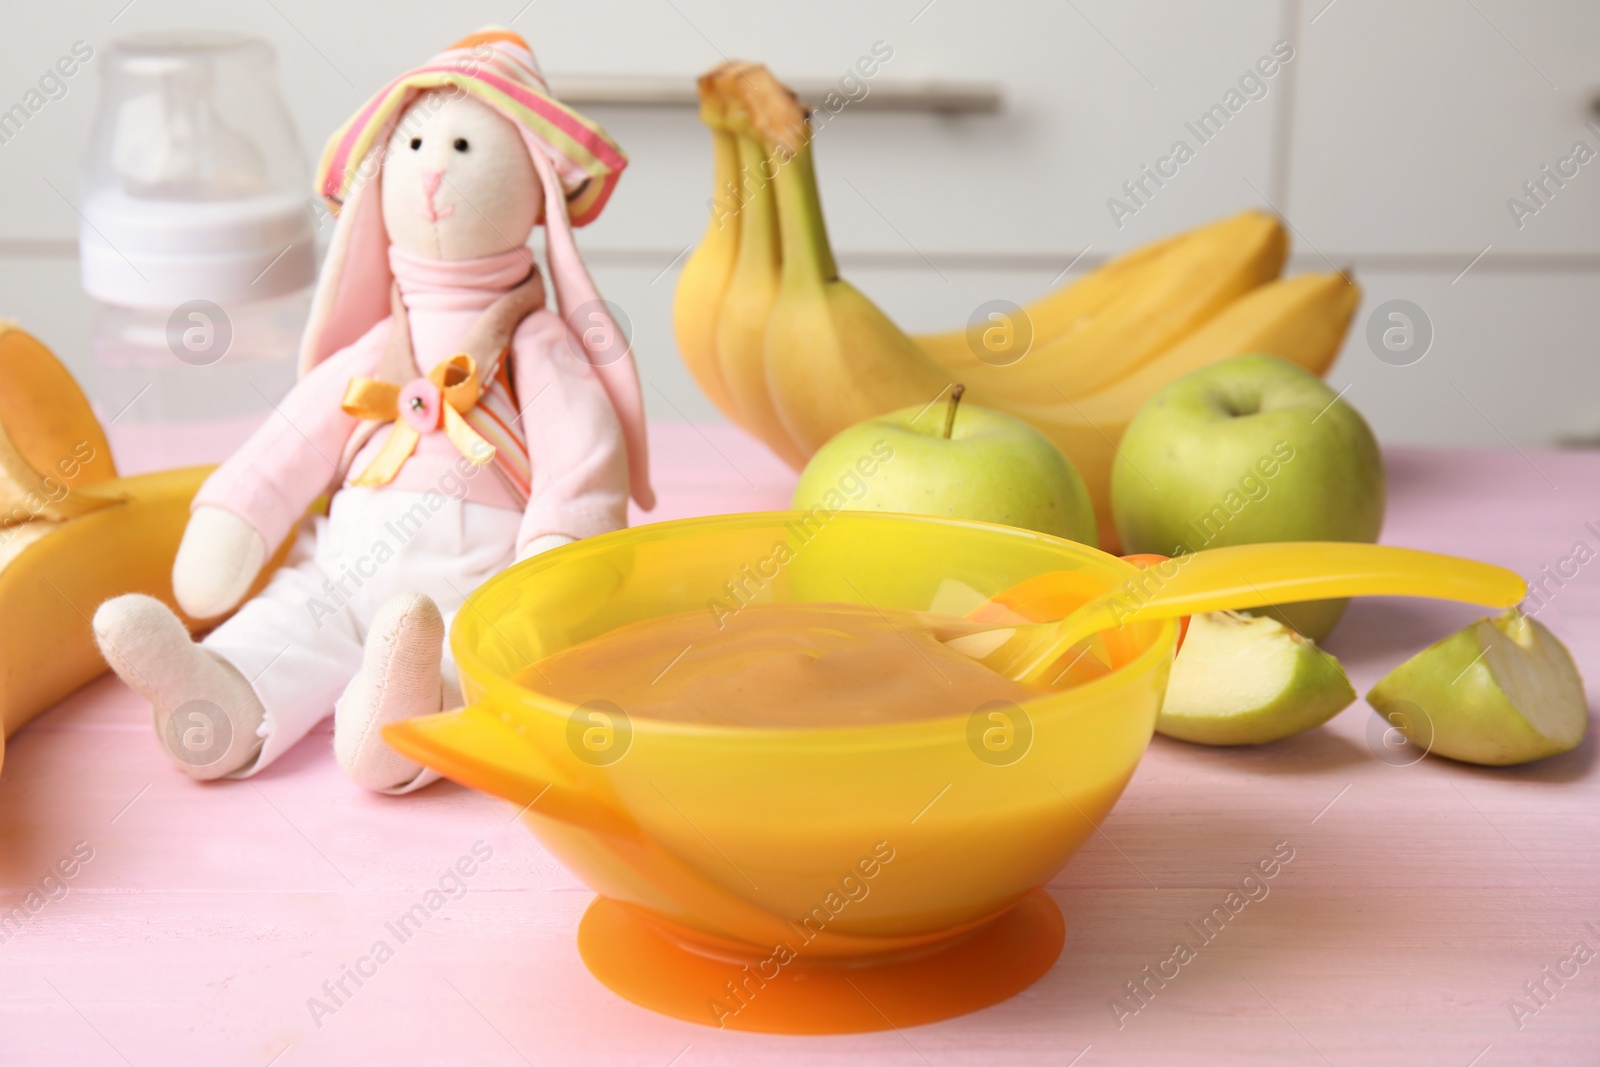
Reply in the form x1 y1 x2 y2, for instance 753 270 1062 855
380 91 542 261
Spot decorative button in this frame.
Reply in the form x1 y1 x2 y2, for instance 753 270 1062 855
397 378 442 432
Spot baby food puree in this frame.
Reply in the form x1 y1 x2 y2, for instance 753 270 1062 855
526 602 1046 727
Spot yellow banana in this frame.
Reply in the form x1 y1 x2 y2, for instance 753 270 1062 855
1096 270 1361 390
913 229 1186 370
0 326 285 775
752 79 951 454
1007 271 1363 549
671 68 743 421
997 211 1286 401
713 73 809 467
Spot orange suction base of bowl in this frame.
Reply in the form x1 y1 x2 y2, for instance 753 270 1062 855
578 890 1065 1034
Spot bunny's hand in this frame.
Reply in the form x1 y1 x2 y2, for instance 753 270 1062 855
172 506 268 620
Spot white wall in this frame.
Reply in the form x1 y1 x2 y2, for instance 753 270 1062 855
1 0 1597 446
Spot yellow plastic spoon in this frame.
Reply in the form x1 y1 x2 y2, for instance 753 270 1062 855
944 542 1528 686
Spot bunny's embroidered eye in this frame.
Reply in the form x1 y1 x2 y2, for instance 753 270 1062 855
409 137 422 150
453 138 470 153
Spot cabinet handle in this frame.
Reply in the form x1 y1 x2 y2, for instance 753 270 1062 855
547 76 1003 115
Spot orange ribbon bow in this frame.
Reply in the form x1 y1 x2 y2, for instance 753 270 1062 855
341 353 495 487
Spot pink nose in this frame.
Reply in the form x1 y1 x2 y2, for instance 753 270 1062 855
417 169 454 222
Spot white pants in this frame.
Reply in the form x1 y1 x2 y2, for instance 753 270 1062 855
203 487 520 776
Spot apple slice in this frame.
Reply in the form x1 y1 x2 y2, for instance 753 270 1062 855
1367 610 1588 766
1157 610 1355 745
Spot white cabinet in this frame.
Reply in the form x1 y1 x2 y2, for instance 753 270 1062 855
1326 269 1600 447
505 0 1288 258
1287 0 1600 257
0 0 1594 447
0 0 1286 255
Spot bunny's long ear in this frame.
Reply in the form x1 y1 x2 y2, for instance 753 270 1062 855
523 133 655 511
297 163 397 377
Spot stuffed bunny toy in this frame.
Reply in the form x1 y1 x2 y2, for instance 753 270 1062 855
94 29 652 793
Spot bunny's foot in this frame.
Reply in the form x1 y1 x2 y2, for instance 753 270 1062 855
94 594 266 779
335 592 444 794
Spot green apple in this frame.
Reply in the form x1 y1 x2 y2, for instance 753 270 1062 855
1158 610 1356 745
791 386 1097 545
1367 610 1587 766
1111 353 1384 640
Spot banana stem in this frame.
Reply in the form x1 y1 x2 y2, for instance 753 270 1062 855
943 384 965 438
771 135 839 284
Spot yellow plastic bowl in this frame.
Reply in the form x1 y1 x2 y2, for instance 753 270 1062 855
386 511 1178 1033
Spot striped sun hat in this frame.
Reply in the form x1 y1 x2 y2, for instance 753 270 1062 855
315 28 627 226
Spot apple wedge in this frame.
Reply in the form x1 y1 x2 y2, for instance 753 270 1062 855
1157 610 1356 745
1367 610 1588 766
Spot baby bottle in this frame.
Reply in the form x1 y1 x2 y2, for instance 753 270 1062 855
79 31 316 469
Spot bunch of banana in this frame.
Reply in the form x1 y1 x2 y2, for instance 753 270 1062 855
673 64 1362 549
0 325 228 775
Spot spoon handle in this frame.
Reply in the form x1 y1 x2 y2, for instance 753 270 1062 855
1010 542 1527 684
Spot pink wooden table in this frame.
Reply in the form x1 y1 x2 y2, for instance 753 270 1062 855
2 424 1597 1066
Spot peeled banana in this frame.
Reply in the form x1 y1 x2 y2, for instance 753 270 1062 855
0 464 215 774
0 325 277 776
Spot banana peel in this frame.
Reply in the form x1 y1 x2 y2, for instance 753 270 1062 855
0 322 116 522
0 324 286 775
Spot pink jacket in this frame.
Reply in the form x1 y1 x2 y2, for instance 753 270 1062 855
193 248 630 557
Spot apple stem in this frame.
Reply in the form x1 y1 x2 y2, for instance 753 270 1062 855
943 384 965 439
